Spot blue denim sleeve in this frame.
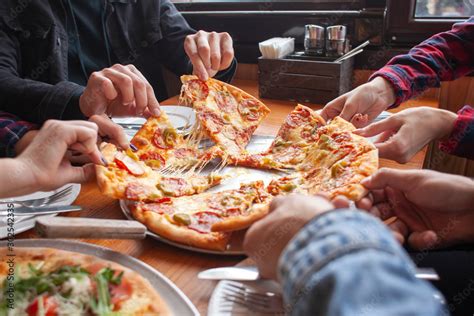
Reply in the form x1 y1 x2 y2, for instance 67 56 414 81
278 210 447 316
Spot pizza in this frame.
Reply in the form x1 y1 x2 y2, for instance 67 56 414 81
227 104 326 170
268 118 378 200
96 143 222 202
179 75 271 157
95 75 380 251
0 248 169 315
130 181 270 251
130 112 202 169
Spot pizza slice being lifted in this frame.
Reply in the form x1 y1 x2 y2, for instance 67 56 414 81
96 143 222 202
227 104 326 170
130 181 270 250
179 75 271 157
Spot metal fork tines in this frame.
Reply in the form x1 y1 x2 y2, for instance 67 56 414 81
0 186 73 207
221 282 284 315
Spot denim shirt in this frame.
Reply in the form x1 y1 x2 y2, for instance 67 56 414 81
278 210 447 316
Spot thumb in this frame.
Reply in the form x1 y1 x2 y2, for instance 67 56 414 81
62 163 96 184
361 168 418 191
321 94 347 121
354 116 401 137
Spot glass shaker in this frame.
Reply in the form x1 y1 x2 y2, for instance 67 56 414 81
304 24 325 56
326 25 347 57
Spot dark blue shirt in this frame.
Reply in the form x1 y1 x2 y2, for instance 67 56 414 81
67 0 115 86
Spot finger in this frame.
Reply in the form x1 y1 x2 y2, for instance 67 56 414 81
387 218 409 238
196 32 212 69
368 202 395 220
356 196 372 211
62 163 96 184
332 195 351 209
118 65 148 115
339 100 359 122
321 95 346 121
373 130 395 144
350 114 369 129
89 115 129 150
361 168 418 191
219 32 234 70
354 117 401 137
127 66 161 117
376 124 419 164
208 32 221 71
185 36 209 81
269 196 286 212
89 72 118 101
101 68 135 104
407 231 439 251
392 231 406 245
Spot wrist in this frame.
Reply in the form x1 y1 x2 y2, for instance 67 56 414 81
371 76 396 109
14 130 38 155
0 158 38 198
436 109 458 139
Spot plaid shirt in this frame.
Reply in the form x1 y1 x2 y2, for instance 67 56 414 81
371 16 474 159
0 112 37 157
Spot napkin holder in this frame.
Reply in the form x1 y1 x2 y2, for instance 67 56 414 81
258 52 354 104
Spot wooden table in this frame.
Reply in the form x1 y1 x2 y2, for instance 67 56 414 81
17 79 439 314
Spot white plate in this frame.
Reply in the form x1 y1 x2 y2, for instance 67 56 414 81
113 105 196 140
208 280 283 316
0 239 199 316
0 183 81 239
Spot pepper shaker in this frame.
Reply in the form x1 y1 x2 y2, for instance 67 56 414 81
304 24 325 56
326 25 347 57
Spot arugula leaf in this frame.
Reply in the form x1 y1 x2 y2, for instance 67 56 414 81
90 268 122 316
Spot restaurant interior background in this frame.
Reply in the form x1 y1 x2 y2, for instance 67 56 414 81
167 0 474 177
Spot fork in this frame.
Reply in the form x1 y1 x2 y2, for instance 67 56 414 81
221 282 285 315
0 186 73 207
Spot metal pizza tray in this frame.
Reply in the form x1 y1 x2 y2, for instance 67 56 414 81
0 239 199 316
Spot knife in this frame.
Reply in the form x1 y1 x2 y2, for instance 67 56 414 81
198 266 440 281
0 205 82 216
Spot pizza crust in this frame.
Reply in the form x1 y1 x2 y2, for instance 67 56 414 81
211 202 271 233
131 204 231 251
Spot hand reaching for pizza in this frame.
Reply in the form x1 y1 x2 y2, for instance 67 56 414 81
362 168 474 250
184 31 234 81
243 195 335 280
4 120 104 197
79 64 161 118
321 77 396 128
354 107 457 163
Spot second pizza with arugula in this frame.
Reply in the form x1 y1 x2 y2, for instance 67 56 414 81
96 76 379 251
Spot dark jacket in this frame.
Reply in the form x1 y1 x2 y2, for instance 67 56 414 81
0 0 235 124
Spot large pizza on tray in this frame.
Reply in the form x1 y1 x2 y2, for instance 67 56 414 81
95 75 379 251
0 248 169 315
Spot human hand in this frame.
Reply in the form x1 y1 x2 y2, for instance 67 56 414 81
184 31 234 81
17 120 104 192
79 64 161 118
362 168 474 250
354 107 457 163
243 195 335 280
321 77 396 128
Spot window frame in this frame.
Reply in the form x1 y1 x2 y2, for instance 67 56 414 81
386 0 468 45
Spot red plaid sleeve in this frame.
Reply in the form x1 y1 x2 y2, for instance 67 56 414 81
0 112 38 157
370 16 474 107
439 105 474 160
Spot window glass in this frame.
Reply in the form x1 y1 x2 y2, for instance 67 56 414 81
415 0 473 18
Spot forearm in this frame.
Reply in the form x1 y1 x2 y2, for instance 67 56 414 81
278 210 445 316
0 158 38 198
370 17 474 107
